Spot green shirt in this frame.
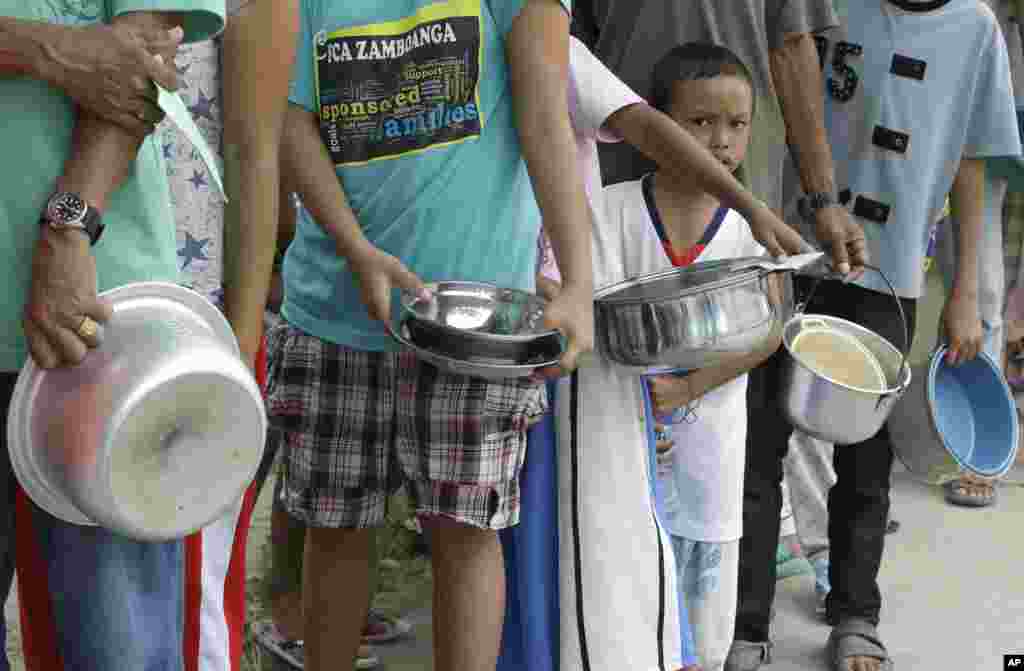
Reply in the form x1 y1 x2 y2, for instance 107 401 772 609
0 0 224 371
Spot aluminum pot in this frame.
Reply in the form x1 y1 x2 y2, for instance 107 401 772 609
779 266 911 445
6 282 266 542
593 255 814 372
400 281 563 365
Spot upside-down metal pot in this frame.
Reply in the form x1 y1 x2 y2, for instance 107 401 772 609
593 255 816 372
6 282 266 542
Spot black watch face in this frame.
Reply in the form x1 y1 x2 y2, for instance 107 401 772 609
48 193 86 225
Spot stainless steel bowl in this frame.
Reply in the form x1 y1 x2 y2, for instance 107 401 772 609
6 282 266 541
400 281 562 364
390 321 559 381
593 258 795 372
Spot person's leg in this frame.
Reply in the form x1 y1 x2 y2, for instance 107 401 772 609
29 508 185 671
398 355 544 671
267 327 399 671
267 468 308 642
0 373 20 671
303 526 375 670
823 282 916 671
784 432 834 562
775 474 812 581
678 538 738 671
424 517 506 671
732 342 792 655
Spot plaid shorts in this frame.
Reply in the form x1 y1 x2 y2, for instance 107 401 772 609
265 323 547 530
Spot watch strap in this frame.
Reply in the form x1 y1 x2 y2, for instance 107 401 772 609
79 205 104 246
798 191 838 221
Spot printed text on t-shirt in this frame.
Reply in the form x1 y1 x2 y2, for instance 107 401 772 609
314 0 483 166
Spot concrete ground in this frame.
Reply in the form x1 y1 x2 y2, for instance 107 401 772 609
5 271 1024 670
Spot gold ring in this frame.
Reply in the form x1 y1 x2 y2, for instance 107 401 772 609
77 316 99 340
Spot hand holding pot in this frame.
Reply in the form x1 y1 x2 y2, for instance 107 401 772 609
647 374 694 418
536 281 594 378
348 243 429 325
24 227 113 369
942 290 983 366
813 205 868 279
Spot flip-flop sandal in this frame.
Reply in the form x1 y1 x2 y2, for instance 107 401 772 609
827 619 894 671
363 608 414 644
943 479 997 508
724 639 773 671
251 619 381 670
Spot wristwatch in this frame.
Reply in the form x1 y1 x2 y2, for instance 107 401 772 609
41 191 104 246
798 191 838 222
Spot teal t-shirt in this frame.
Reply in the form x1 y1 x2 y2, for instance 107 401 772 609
0 0 225 372
283 0 570 351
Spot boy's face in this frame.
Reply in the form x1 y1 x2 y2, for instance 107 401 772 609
665 75 753 173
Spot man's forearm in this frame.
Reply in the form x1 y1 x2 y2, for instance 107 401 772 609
771 32 836 196
949 158 985 297
508 0 592 291
0 17 60 78
281 104 370 259
54 12 179 208
610 103 764 218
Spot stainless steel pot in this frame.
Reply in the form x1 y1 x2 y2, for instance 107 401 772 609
7 282 266 541
779 266 911 445
592 255 816 372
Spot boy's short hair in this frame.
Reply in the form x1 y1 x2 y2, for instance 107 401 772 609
650 42 755 115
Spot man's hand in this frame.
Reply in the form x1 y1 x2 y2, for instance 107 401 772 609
746 203 809 258
942 290 983 366
348 243 428 326
647 374 693 418
23 227 113 369
534 281 594 378
813 205 868 278
40 22 183 134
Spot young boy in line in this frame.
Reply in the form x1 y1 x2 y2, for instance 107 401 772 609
515 36 808 671
625 43 779 671
266 2 594 670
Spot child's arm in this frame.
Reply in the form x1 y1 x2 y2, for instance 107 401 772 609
222 0 299 368
606 103 808 258
942 157 986 365
280 103 427 322
648 329 782 418
507 0 594 374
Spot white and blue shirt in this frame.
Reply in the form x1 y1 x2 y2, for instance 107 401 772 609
804 0 1020 298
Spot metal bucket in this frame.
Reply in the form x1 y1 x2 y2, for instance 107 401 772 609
887 345 1020 484
6 282 266 541
779 266 911 445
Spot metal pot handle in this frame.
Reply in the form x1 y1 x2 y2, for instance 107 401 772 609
797 264 911 391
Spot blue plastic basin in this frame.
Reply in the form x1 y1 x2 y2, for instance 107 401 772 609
927 346 1019 477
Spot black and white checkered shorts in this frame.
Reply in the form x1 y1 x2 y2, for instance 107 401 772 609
265 323 547 530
